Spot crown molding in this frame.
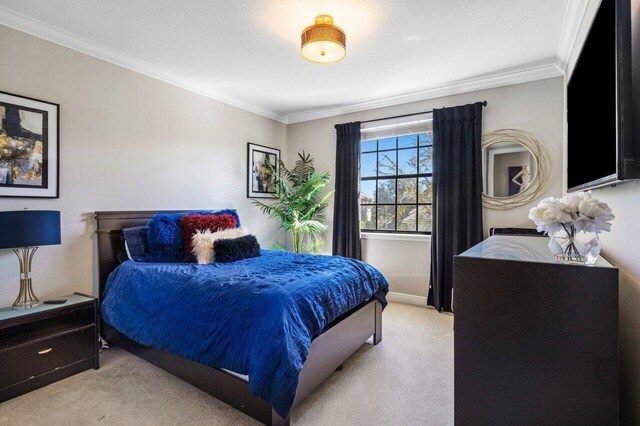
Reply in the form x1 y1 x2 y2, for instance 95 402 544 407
284 63 564 124
0 6 288 123
0 5 571 126
556 0 591 72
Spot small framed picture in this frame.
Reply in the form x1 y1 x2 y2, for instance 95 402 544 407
0 91 59 198
247 143 280 198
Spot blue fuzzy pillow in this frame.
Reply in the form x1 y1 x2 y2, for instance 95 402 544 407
147 210 240 262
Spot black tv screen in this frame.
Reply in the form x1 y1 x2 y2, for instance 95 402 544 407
567 0 617 191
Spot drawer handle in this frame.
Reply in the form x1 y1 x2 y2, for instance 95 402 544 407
37 348 53 355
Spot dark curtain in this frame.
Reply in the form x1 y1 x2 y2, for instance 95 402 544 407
428 103 484 312
332 122 362 259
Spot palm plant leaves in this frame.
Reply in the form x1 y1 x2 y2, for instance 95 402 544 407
268 241 287 251
252 152 332 253
277 151 315 186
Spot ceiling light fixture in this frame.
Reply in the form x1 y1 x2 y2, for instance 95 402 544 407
301 15 346 64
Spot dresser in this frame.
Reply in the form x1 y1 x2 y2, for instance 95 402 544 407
0 293 99 402
454 235 619 425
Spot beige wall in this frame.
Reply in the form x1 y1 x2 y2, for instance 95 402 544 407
0 25 287 306
566 1 640 423
287 77 565 298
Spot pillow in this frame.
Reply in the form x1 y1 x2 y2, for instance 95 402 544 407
123 225 149 262
192 228 248 264
181 214 238 262
214 235 261 263
146 209 240 262
147 211 209 262
116 234 129 264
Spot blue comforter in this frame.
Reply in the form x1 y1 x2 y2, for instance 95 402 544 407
101 250 388 418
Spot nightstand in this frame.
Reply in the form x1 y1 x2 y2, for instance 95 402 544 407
0 293 99 402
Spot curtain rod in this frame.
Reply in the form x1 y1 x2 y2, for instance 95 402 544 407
352 100 488 126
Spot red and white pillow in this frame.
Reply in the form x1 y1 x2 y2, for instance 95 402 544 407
191 228 248 264
180 214 238 262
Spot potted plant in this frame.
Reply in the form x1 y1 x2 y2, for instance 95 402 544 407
253 152 334 253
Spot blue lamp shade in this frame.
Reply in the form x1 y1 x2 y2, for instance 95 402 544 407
0 211 61 249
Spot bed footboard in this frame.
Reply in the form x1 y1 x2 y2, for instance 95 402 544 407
293 298 381 408
103 299 381 426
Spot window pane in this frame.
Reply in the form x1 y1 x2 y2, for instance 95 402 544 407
361 152 377 177
418 205 432 232
360 180 376 204
377 205 395 231
377 151 396 176
418 177 432 203
362 139 377 152
419 132 433 146
360 205 375 230
398 178 417 203
398 134 418 148
397 206 417 231
357 132 432 234
377 179 396 204
378 137 396 151
419 147 433 174
398 148 418 175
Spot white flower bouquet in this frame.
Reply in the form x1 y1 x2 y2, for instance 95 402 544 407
528 193 614 264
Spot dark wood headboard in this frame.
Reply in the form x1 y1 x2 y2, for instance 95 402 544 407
95 210 202 301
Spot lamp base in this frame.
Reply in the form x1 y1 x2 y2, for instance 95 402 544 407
12 247 40 310
13 300 40 310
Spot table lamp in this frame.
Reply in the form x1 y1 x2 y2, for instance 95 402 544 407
0 210 61 309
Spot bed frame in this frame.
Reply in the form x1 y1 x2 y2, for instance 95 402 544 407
95 210 382 426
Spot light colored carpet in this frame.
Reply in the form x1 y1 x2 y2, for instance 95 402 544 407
0 302 454 426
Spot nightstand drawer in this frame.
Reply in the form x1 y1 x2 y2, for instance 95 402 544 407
0 325 95 388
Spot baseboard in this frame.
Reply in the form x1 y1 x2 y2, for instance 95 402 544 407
386 291 428 307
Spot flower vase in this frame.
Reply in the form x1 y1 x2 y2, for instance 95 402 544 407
548 224 601 265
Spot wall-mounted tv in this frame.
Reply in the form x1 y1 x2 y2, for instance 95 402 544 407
567 0 640 192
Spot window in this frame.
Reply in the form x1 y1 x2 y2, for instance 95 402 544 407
360 128 433 234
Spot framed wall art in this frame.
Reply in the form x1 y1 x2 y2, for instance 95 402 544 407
247 143 280 198
0 91 59 198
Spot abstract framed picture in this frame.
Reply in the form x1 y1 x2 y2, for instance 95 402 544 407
0 91 59 198
247 143 280 198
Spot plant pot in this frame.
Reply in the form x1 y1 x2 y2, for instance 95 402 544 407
548 224 601 266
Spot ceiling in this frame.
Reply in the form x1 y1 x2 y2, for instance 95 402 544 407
0 0 585 123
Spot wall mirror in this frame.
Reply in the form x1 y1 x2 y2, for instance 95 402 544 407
482 129 551 209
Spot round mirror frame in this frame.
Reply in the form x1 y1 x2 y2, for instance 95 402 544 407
482 129 552 210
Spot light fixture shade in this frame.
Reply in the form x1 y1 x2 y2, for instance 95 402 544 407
301 15 346 64
0 210 61 249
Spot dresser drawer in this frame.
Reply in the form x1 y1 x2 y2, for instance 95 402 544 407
0 325 95 388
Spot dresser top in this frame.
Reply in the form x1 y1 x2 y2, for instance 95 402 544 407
459 235 614 268
0 293 95 322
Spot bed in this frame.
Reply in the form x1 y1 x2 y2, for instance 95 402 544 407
95 210 388 426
